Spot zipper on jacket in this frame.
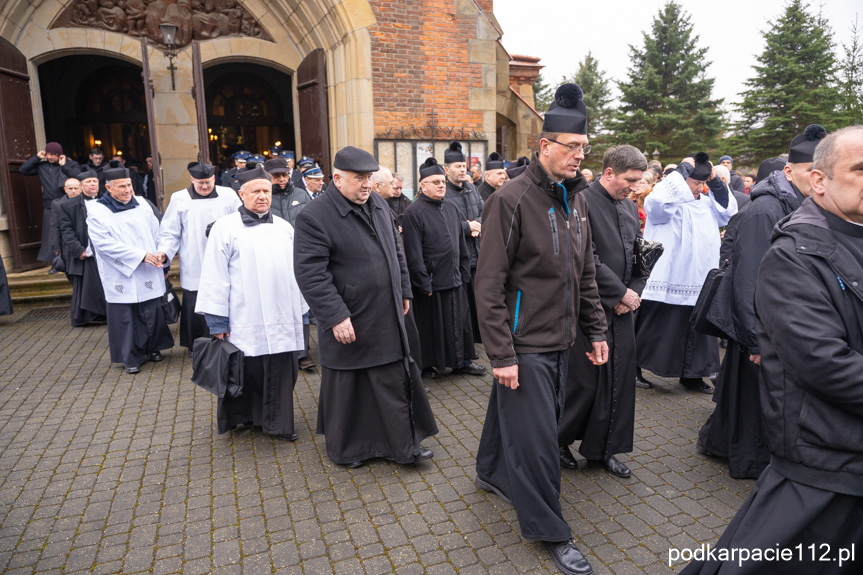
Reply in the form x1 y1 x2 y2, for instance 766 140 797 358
573 206 583 252
513 289 522 334
548 208 560 255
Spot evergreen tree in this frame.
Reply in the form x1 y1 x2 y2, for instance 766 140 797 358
732 0 843 162
562 52 614 171
839 16 863 125
609 1 723 163
532 73 553 113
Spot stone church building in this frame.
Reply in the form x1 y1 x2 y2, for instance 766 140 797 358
0 0 544 270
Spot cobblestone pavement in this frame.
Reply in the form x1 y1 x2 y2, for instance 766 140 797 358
0 307 754 574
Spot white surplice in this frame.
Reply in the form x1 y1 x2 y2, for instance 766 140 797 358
155 186 242 291
86 197 166 304
195 212 307 357
642 171 738 306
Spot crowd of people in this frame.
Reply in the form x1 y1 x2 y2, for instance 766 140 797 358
2 78 862 574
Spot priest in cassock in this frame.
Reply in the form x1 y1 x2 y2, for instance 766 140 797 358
293 146 438 468
196 164 306 441
476 152 508 201
48 177 82 275
402 158 474 380
558 145 647 480
59 169 107 326
86 163 173 374
155 161 241 353
635 153 737 393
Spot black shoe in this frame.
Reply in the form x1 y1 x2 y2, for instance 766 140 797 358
635 373 654 389
124 365 141 374
414 448 433 462
542 540 594 575
298 357 316 370
48 267 58 275
149 352 163 362
476 477 512 505
680 377 714 394
601 455 631 478
456 361 486 376
187 348 193 358
273 433 299 442
421 368 439 379
559 446 578 469
345 460 364 469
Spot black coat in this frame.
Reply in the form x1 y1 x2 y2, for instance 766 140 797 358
729 171 745 194
19 156 80 206
290 168 306 190
755 198 863 496
58 194 95 277
477 180 497 202
269 184 310 228
50 195 75 264
386 195 412 228
293 181 413 370
402 193 470 293
444 180 483 268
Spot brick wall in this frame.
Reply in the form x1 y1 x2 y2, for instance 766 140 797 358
369 0 486 136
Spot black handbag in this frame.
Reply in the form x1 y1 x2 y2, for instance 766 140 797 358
191 336 244 398
161 277 181 324
634 237 664 277
51 252 66 273
691 262 729 338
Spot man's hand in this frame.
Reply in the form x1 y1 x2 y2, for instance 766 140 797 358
613 302 631 315
332 317 356 344
59 155 67 166
37 150 46 160
213 332 230 340
468 220 481 237
681 157 694 167
402 298 410 316
620 288 640 311
79 251 87 260
493 364 519 389
749 354 761 365
585 341 609 366
143 252 163 267
156 252 168 264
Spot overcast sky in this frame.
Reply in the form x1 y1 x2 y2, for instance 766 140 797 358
494 0 860 113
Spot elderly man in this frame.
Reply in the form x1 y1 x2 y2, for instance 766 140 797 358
402 158 474 380
475 83 608 575
49 177 82 273
558 145 648 481
386 173 412 228
683 126 863 574
476 152 507 201
155 162 241 353
196 164 306 440
635 153 737 393
59 169 107 326
87 163 173 374
294 146 438 468
581 168 594 183
718 155 746 194
714 164 750 210
698 125 827 480
301 164 325 199
20 142 80 269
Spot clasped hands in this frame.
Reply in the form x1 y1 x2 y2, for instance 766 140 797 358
144 252 168 268
613 288 641 315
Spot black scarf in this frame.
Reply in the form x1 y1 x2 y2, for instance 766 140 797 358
238 205 273 226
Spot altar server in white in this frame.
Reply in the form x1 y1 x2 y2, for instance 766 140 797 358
156 161 241 353
196 164 307 441
87 163 174 374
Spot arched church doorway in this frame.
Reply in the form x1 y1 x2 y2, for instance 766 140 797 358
203 62 295 170
38 55 149 168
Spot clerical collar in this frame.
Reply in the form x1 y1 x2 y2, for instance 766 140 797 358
419 193 443 206
817 204 863 238
188 184 218 200
238 205 273 226
97 193 137 213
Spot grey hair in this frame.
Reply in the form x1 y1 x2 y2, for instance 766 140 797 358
392 172 405 183
602 145 648 174
239 178 273 193
370 167 393 186
812 125 863 178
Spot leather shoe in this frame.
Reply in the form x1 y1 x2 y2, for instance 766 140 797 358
124 365 141 374
559 446 578 469
414 448 434 462
298 357 316 370
345 460 364 469
421 368 439 379
48 267 58 275
456 361 486 376
635 373 654 389
601 455 631 478
274 433 299 442
476 476 511 505
680 377 714 394
149 352 163 362
542 540 594 575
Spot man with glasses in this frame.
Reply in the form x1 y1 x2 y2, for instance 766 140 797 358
385 173 412 229
475 83 608 575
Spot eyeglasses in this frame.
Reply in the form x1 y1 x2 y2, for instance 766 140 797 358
546 138 591 156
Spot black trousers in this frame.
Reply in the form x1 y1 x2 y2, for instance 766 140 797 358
106 298 174 368
180 289 210 350
476 350 571 541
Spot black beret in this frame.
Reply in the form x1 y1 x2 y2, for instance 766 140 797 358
103 160 130 182
333 146 379 172
444 141 465 164
486 151 505 171
690 152 712 181
788 124 827 164
187 161 216 179
236 164 272 186
543 84 588 135
76 169 99 181
419 157 446 181
506 156 530 179
755 157 786 184
264 158 290 174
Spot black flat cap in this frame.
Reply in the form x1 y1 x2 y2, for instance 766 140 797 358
236 164 272 186
76 169 99 181
264 158 290 174
187 161 216 179
333 146 379 172
419 157 445 181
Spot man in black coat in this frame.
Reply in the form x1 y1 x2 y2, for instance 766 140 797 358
293 146 438 469
58 169 107 326
698 125 826 480
476 152 508 201
683 125 863 574
719 155 746 194
386 173 412 229
49 177 82 275
558 145 647 480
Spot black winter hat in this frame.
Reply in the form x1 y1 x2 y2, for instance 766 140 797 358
419 157 446 181
689 152 712 181
788 124 827 164
444 141 466 164
486 152 505 171
542 84 588 134
333 146 379 172
506 156 530 179
755 157 786 184
103 160 130 182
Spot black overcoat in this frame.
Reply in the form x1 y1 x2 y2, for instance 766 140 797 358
293 181 413 370
59 194 93 277
444 180 483 268
402 193 470 293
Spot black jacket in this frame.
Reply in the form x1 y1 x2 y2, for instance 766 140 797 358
477 180 497 202
58 194 96 277
476 153 607 368
19 156 80 206
755 198 863 496
386 195 412 228
709 171 804 350
293 181 413 370
444 179 483 268
269 184 310 228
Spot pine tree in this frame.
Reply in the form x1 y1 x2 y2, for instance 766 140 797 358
532 73 553 113
838 16 863 125
608 1 723 164
732 0 843 163
562 52 614 171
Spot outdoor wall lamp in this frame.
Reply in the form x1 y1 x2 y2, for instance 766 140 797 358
159 23 178 91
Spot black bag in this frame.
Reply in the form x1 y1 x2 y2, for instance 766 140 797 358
634 237 664 277
51 252 66 273
161 277 181 324
691 262 729 338
191 336 244 398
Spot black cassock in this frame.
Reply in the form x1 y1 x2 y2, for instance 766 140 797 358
59 194 107 326
402 193 473 371
294 184 438 465
0 253 12 316
559 181 646 459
